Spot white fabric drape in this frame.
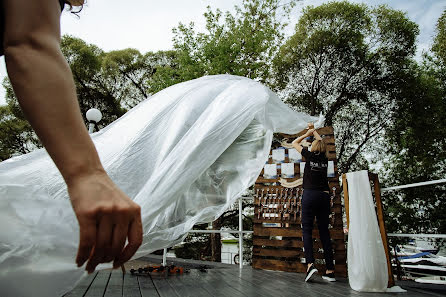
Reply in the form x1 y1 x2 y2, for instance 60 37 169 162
0 75 322 296
346 170 405 293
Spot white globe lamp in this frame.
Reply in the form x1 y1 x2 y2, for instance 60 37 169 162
86 108 102 133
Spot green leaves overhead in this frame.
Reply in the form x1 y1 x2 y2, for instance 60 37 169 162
382 10 446 236
0 105 40 161
60 36 179 126
274 1 419 173
432 10 446 64
172 0 297 83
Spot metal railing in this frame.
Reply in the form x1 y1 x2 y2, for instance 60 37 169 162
381 178 446 240
381 178 446 192
187 196 253 269
388 233 446 239
162 178 446 268
162 196 253 269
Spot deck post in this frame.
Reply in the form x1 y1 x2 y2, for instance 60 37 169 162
239 197 243 269
342 174 349 228
369 173 395 287
162 248 167 267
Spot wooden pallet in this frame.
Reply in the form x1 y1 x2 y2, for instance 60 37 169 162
252 126 347 277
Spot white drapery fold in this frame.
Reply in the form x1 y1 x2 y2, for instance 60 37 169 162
0 75 321 296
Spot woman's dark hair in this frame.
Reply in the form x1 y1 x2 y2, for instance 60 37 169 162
64 1 85 14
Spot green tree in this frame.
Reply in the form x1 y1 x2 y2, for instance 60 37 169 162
1 36 179 159
61 36 180 128
382 10 446 238
61 35 129 127
0 78 42 160
432 10 446 65
0 105 40 161
143 50 181 94
172 0 297 83
274 1 419 172
383 71 446 243
102 49 180 107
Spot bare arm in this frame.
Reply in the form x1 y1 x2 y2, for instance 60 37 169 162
3 0 142 273
291 129 314 153
313 129 322 140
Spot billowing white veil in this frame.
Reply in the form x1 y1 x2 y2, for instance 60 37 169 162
0 75 321 296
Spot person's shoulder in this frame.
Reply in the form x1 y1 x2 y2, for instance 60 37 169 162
301 147 311 158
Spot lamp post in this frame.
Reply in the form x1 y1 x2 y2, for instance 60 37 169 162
86 108 102 134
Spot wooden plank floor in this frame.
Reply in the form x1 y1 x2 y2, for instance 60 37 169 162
65 267 445 297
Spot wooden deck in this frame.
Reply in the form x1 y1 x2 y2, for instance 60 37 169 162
65 264 445 297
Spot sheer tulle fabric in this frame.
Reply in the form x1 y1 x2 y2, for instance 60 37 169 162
0 75 321 296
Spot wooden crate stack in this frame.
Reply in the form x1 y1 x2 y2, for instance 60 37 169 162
252 126 347 277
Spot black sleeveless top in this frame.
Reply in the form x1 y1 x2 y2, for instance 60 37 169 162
0 0 65 56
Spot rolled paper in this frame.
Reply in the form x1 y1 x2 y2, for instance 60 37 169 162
327 160 335 177
281 163 295 178
288 148 302 163
272 148 285 163
280 139 294 148
279 178 303 188
300 162 306 177
263 163 278 179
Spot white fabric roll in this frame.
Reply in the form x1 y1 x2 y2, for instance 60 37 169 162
346 170 388 292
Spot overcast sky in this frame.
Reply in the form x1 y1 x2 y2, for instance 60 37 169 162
0 0 445 105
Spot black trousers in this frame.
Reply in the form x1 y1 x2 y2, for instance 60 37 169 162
302 188 334 270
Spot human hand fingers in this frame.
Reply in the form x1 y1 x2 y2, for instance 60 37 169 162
76 215 97 268
107 222 128 264
86 216 113 273
113 209 142 268
68 172 141 271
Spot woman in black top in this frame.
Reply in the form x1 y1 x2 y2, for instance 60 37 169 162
292 127 335 282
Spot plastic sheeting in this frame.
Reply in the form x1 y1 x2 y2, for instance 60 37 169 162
346 171 406 293
0 75 321 296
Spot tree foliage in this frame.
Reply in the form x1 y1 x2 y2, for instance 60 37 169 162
1 36 179 159
432 10 446 65
382 9 446 237
0 105 40 161
172 0 297 83
274 1 419 172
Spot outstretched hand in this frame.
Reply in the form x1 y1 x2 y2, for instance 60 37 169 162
67 171 143 273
